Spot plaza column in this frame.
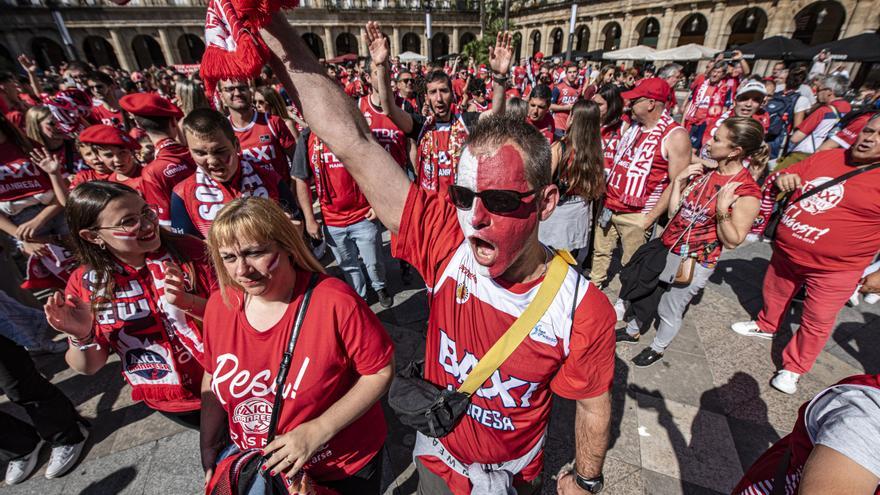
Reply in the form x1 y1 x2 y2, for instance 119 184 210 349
765 0 794 36
621 12 633 49
109 29 136 71
157 29 180 65
843 0 873 36
358 26 367 56
323 26 333 56
658 6 675 50
588 17 601 51
391 26 401 55
420 32 427 56
705 2 727 49
452 26 459 53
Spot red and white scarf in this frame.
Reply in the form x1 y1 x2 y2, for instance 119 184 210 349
191 162 269 232
685 79 727 124
22 244 77 291
417 114 469 193
611 112 675 209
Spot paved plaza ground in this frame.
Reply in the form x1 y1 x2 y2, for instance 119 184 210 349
2 238 878 495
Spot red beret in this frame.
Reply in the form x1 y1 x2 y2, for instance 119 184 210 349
79 124 141 150
119 93 183 119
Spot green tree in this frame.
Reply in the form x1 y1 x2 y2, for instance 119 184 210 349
461 1 520 66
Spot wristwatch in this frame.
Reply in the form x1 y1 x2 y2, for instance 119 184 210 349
573 470 604 493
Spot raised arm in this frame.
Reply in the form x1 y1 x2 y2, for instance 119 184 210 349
365 21 413 134
262 13 409 233
482 31 513 119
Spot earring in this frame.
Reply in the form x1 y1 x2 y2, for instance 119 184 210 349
98 242 107 250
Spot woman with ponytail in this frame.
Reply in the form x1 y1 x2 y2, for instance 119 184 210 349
618 117 765 367
538 99 605 261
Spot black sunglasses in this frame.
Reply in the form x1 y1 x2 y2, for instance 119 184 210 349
448 185 539 214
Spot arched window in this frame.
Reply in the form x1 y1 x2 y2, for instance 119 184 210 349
637 18 661 48
575 26 589 52
83 36 120 68
335 32 358 56
602 23 622 51
177 34 205 64
459 32 476 50
302 33 325 59
550 27 564 55
793 1 845 46
727 8 767 48
401 32 421 54
31 37 68 70
678 14 708 46
131 34 167 69
512 32 522 62
431 32 449 60
530 30 541 56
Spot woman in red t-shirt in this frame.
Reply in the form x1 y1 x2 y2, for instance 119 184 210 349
201 197 394 494
591 83 628 176
619 117 765 367
44 181 213 428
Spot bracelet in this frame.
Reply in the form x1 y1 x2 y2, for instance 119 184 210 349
717 211 732 222
492 73 509 84
69 331 101 351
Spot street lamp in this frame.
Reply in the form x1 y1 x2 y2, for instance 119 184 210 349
424 0 432 62
565 2 576 62
46 0 78 61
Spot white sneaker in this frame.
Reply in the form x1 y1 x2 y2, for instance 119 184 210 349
848 287 861 307
44 425 88 479
771 370 800 395
730 321 774 340
864 293 880 305
4 440 44 485
613 299 626 321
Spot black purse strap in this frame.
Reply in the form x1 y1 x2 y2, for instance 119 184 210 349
770 446 792 495
265 272 319 443
779 161 880 211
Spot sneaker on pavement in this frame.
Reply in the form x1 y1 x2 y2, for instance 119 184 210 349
5 440 44 485
376 288 393 309
632 348 664 368
44 425 88 479
613 299 626 321
731 321 774 340
615 328 640 344
771 370 800 395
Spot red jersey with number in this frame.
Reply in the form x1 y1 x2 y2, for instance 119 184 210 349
774 149 880 271
231 112 296 181
307 133 371 228
140 138 196 228
527 114 556 143
830 112 874 149
600 122 624 175
359 97 407 168
202 273 393 480
0 141 54 201
392 184 616 494
552 82 580 131
91 102 125 130
660 168 760 264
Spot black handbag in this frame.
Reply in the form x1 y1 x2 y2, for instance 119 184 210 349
207 273 319 495
388 252 575 438
764 162 880 240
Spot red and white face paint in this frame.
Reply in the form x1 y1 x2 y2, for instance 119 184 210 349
456 144 540 279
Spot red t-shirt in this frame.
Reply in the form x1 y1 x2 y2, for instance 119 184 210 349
202 272 393 480
774 149 880 271
91 102 125 130
527 113 556 143
140 138 196 227
108 166 142 192
359 97 407 168
829 112 873 149
307 132 372 228
0 141 54 201
600 122 624 175
797 100 851 136
660 168 760 264
452 79 467 99
552 81 580 131
392 185 616 494
69 168 111 189
231 112 296 181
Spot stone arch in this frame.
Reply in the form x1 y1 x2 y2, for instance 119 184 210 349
512 32 523 61
677 13 709 46
792 0 846 46
459 31 476 50
302 32 325 59
575 25 590 52
177 33 205 64
31 37 67 70
601 22 622 51
550 27 564 55
635 17 661 48
335 32 358 56
83 35 120 68
432 32 449 60
401 32 421 54
725 7 768 49
131 34 166 69
530 29 541 55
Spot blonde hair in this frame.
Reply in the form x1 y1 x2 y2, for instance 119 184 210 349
721 116 770 176
25 106 53 148
175 79 210 116
206 197 324 303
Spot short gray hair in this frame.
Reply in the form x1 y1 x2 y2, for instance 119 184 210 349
465 114 552 189
658 63 683 79
823 74 849 97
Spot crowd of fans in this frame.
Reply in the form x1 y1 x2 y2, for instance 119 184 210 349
1 12 879 495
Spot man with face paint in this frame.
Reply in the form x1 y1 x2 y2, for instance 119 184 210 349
263 13 616 495
169 108 296 238
365 21 511 198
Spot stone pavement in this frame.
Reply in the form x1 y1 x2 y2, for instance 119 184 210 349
2 239 878 495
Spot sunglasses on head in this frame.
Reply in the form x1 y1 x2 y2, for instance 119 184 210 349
448 185 539 214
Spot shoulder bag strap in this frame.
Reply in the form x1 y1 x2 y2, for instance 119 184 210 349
265 272 320 442
769 446 793 495
780 161 880 212
457 250 575 396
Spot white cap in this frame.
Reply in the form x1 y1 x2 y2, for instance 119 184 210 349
736 79 768 98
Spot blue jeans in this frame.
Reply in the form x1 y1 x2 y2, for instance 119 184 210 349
0 290 51 348
215 445 268 495
688 122 708 149
324 219 386 298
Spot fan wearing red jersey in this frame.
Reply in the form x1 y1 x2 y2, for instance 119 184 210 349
263 14 614 495
78 124 143 191
550 65 581 133
45 181 215 427
119 93 196 229
86 72 125 130
526 85 556 143
218 79 296 185
170 109 296 238
200 197 393 494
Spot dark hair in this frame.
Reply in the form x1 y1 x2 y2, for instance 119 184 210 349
466 78 486 96
85 71 113 86
0 113 33 155
506 97 527 120
465 114 551 190
0 71 14 84
561 100 605 201
786 66 808 91
395 69 412 81
529 84 552 102
425 70 452 91
596 83 624 128
182 108 236 143
132 114 173 134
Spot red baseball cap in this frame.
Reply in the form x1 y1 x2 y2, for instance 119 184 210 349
535 51 544 60
79 124 141 150
119 93 184 119
621 78 672 103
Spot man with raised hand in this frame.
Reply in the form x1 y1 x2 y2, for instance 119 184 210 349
262 13 615 495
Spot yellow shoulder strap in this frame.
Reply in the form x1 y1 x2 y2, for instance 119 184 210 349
457 250 575 395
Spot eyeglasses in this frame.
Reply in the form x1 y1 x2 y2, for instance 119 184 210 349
448 185 539 214
221 85 249 94
93 206 159 233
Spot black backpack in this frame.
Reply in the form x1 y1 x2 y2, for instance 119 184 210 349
766 91 800 139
